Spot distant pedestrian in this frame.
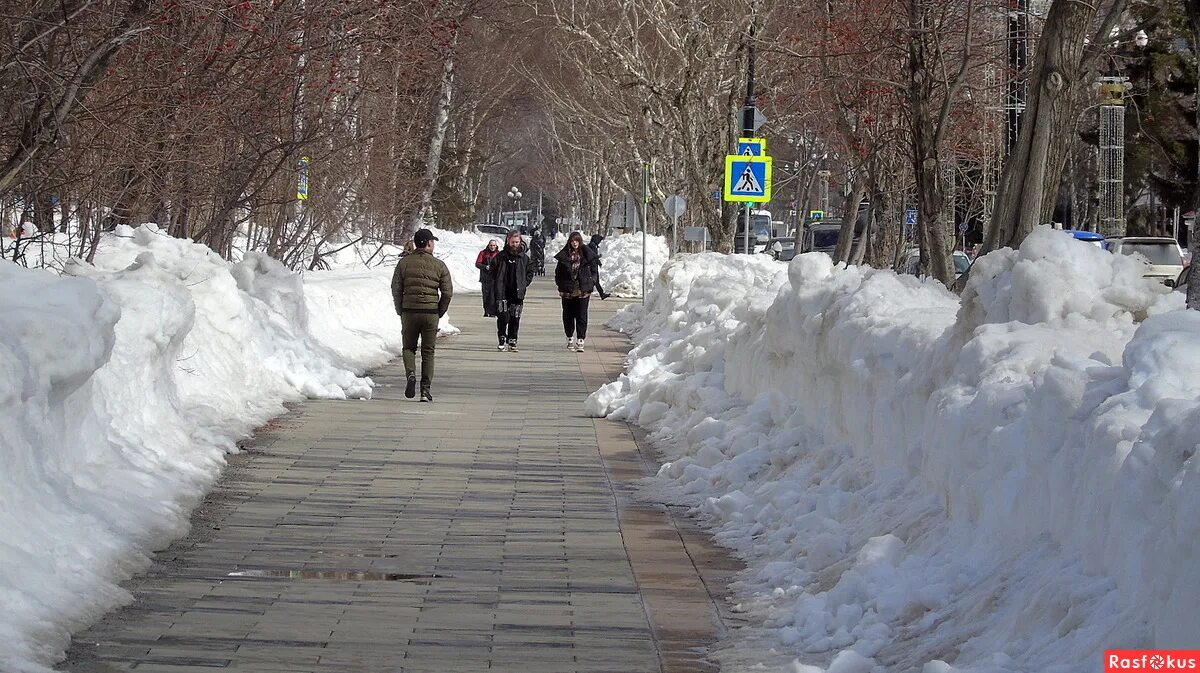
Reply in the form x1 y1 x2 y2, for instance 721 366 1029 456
555 232 598 352
401 239 416 257
391 228 452 402
587 234 611 300
493 229 535 352
530 227 547 275
475 239 500 317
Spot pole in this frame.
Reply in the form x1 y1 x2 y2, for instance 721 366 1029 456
671 210 679 257
741 11 757 255
641 163 649 303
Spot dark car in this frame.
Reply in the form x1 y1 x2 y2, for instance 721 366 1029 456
763 238 797 261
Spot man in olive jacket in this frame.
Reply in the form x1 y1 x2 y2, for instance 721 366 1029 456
391 228 453 402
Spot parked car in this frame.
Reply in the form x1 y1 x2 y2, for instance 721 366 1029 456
1105 236 1186 284
802 222 844 255
475 223 510 237
1062 229 1105 248
900 248 971 280
1165 265 1191 294
763 238 797 261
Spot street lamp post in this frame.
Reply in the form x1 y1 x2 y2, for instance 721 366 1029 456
507 187 522 230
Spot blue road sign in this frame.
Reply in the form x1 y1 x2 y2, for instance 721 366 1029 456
905 208 918 226
737 137 767 157
724 155 773 202
958 220 969 233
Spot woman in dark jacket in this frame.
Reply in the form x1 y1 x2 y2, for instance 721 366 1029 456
492 230 535 351
475 239 500 316
587 234 611 300
554 232 598 352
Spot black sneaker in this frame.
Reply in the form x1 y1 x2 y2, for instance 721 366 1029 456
405 376 416 399
420 389 433 403
507 340 519 352
600 291 611 300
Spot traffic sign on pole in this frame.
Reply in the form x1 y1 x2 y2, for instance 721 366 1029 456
737 137 767 157
664 194 687 218
297 156 311 201
723 155 773 202
742 106 767 133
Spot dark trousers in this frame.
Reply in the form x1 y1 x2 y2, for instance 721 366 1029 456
561 296 590 339
481 280 495 316
593 278 607 296
497 302 523 343
401 311 439 389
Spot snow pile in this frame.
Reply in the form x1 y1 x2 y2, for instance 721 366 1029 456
0 224 409 673
588 228 1195 672
598 233 670 298
320 226 491 297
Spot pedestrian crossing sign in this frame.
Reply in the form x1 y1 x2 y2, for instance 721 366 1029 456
737 137 767 157
723 155 773 202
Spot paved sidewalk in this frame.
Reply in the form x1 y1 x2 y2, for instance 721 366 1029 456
60 283 740 673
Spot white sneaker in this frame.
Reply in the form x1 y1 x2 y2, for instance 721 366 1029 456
567 337 576 351
497 342 507 351
507 340 519 353
576 339 585 353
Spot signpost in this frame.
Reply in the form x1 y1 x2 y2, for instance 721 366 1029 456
904 208 918 239
724 156 773 202
297 156 311 201
737 137 767 156
683 226 708 251
724 154 773 255
664 194 687 256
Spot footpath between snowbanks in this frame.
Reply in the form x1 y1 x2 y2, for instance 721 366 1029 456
0 224 452 672
588 228 1198 672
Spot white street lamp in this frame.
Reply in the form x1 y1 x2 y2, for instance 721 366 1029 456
506 187 522 228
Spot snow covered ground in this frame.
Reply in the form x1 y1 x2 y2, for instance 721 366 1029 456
0 223 494 672
587 228 1196 673
599 232 669 298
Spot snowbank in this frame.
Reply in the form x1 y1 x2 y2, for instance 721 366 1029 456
0 224 418 673
588 228 1195 672
320 226 491 298
598 233 669 298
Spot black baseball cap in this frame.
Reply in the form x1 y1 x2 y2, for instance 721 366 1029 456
414 229 439 246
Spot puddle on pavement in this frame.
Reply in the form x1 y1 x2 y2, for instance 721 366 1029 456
226 569 440 582
313 551 400 559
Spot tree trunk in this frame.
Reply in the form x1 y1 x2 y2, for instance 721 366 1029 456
833 168 868 263
984 0 1097 252
907 0 955 285
406 36 459 238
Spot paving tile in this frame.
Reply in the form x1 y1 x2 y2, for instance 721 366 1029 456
57 286 739 673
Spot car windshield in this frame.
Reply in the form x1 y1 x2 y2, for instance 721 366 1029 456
1119 243 1181 265
812 230 839 248
739 216 772 238
953 253 970 274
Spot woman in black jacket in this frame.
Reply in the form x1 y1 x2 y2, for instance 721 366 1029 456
587 234 611 300
492 230 535 351
554 232 598 352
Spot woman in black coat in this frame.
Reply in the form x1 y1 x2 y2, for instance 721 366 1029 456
554 231 598 352
492 230 535 351
587 234 611 299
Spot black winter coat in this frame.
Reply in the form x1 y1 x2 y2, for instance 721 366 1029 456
553 244 598 296
493 243 535 304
